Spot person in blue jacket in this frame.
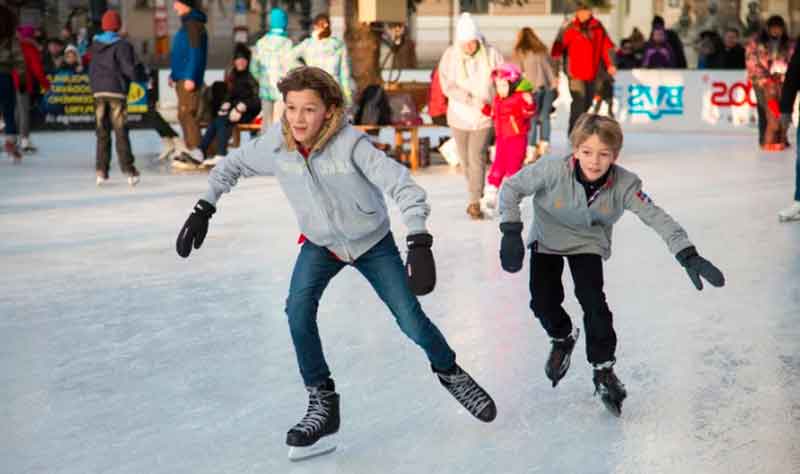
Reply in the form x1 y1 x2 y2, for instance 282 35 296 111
169 0 208 169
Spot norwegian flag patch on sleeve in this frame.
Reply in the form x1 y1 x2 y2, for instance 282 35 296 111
636 190 653 204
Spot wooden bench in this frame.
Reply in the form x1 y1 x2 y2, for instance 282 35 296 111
231 122 261 148
355 124 442 172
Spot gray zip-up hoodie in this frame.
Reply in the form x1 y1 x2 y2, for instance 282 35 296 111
202 111 428 262
498 155 692 259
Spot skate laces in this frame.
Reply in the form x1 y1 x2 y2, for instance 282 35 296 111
292 387 334 435
438 369 491 416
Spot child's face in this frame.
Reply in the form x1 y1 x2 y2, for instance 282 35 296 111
65 51 78 65
285 89 334 148
573 134 617 182
495 78 510 98
233 57 248 71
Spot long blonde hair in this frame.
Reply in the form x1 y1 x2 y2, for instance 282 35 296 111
514 27 548 56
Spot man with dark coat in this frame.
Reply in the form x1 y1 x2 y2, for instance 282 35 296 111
651 16 687 69
169 0 208 169
88 10 144 186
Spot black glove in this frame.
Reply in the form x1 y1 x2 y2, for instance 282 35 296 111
405 232 436 295
499 222 525 273
676 246 725 291
176 200 216 258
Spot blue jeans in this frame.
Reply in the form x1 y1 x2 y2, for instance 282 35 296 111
795 127 800 201
0 73 18 136
200 116 232 156
530 88 555 144
285 232 457 386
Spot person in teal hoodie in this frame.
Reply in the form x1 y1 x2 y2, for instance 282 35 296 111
170 0 208 169
250 7 297 131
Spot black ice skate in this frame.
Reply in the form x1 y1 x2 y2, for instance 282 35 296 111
593 363 627 417
545 327 579 388
435 364 497 422
286 379 340 462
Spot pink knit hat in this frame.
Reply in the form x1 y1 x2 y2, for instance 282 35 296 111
491 62 522 83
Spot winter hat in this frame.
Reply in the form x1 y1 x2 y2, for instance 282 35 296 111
491 62 522 83
233 42 251 62
269 8 288 35
101 10 121 32
64 44 79 57
456 13 479 43
17 25 35 39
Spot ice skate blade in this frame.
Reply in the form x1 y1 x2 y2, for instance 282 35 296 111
288 438 337 462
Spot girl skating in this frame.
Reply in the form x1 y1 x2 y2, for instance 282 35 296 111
497 114 725 416
175 67 496 461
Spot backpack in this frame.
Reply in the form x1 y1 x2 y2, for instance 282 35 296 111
354 84 391 126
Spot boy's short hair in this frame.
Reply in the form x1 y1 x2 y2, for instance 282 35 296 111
277 66 344 109
569 113 624 156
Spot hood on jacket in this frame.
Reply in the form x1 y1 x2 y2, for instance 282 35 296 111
93 31 120 45
269 8 288 36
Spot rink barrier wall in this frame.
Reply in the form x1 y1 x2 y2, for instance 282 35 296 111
152 69 795 134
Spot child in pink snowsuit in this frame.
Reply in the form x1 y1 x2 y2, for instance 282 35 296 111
482 63 536 210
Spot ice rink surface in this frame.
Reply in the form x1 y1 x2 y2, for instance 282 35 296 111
1 130 799 474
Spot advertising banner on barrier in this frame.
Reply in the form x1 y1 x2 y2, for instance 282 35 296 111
552 70 762 133
37 72 150 130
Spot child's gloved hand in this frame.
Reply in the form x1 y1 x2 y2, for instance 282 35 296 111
675 246 725 290
499 222 525 273
219 102 231 116
229 109 242 123
406 233 436 295
176 200 216 258
235 102 247 112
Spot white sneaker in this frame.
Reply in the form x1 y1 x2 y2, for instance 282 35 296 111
171 148 203 170
201 155 225 168
778 201 800 222
19 137 36 153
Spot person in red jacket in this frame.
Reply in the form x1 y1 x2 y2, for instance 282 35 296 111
551 2 616 134
428 66 448 126
16 25 50 153
480 62 535 212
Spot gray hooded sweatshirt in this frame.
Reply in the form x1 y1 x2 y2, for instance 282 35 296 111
498 155 692 259
202 113 428 262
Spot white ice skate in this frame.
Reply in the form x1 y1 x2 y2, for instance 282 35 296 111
200 155 225 168
127 174 140 187
287 437 338 462
96 174 109 186
171 149 203 170
778 201 800 222
537 140 550 157
480 185 499 218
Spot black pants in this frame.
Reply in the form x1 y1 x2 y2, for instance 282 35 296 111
568 78 596 135
529 251 616 365
95 97 136 177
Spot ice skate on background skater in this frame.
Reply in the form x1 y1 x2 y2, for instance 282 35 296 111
498 114 725 416
176 67 495 461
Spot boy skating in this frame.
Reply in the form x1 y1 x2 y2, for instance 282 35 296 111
176 67 496 461
497 114 725 416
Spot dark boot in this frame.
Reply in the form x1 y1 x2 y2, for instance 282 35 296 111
545 328 579 388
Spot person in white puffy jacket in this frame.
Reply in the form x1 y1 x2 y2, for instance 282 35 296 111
437 13 503 220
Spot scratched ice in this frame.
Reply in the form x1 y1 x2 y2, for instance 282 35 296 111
1 129 798 474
